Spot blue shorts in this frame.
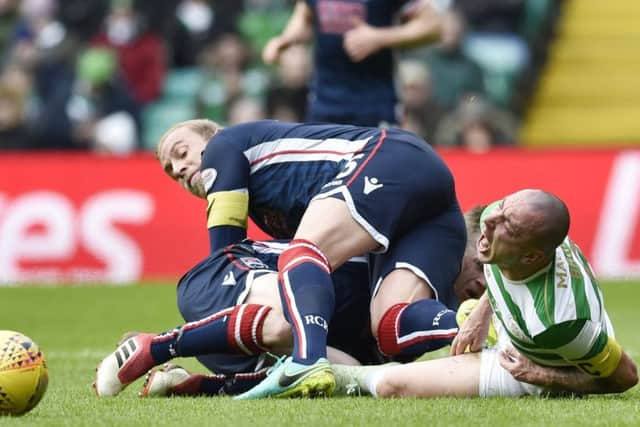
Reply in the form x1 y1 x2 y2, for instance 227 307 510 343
315 128 467 309
369 207 465 310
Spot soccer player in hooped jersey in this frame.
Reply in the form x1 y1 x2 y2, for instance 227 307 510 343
157 119 467 399
334 190 638 398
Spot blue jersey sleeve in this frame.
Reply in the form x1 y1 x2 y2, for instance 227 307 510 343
200 131 251 252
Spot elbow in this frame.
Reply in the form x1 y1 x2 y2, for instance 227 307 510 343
624 361 639 391
607 356 638 393
619 356 638 393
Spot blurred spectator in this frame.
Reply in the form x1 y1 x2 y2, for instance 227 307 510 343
455 0 525 33
170 0 242 67
237 0 291 55
9 0 71 70
0 0 19 65
0 0 556 151
196 33 268 123
1 63 32 96
29 48 140 152
67 48 141 152
91 0 166 105
5 0 83 149
262 0 440 126
0 80 33 149
228 96 266 125
422 8 485 111
93 110 137 155
432 95 518 152
454 0 530 109
265 43 310 122
56 0 107 40
397 59 444 143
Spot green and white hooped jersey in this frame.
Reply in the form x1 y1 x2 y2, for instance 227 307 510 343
485 237 618 376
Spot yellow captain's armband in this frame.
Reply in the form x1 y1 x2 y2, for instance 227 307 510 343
573 336 622 378
206 191 249 229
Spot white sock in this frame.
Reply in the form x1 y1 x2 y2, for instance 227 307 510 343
365 369 386 398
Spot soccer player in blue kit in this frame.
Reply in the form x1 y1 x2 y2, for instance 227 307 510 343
94 239 377 397
263 0 440 126
156 119 467 399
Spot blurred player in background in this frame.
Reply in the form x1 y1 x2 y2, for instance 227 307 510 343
333 189 639 398
157 118 467 399
262 0 440 126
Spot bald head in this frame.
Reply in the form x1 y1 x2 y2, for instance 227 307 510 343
517 189 570 254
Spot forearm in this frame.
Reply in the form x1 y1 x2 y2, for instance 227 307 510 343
537 366 604 395
278 1 314 46
529 353 638 395
208 225 246 253
374 3 440 49
475 291 493 321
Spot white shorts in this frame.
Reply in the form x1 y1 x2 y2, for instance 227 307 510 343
479 320 544 397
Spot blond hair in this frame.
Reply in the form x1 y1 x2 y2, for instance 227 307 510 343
156 119 221 158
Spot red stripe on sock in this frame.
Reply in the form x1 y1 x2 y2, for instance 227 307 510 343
227 304 272 355
278 239 330 275
376 303 408 356
399 330 458 348
252 305 272 351
279 271 306 359
377 303 459 356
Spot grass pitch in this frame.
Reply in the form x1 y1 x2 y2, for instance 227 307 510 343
1 281 639 427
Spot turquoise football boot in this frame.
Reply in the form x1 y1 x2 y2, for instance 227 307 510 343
233 357 335 400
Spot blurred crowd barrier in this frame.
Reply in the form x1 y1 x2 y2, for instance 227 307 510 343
1 148 639 285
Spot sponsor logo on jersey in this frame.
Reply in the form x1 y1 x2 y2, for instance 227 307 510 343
240 257 269 269
201 168 218 192
222 271 237 286
555 257 569 288
363 176 383 195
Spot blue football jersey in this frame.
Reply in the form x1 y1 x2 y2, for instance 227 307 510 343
306 0 411 122
201 120 380 238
